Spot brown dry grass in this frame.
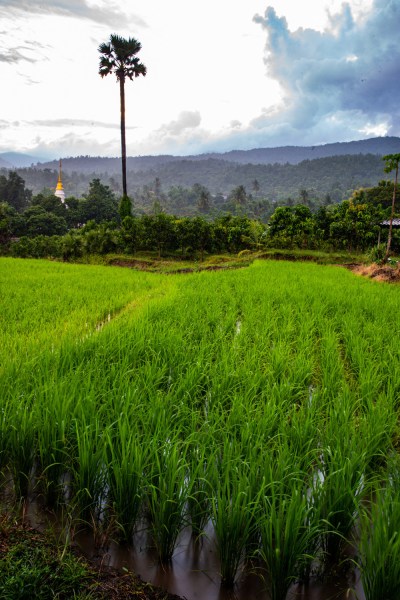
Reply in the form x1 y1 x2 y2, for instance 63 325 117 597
351 262 400 283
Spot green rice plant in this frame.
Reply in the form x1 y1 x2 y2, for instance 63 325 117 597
0 257 165 377
37 430 68 508
210 439 262 587
313 441 364 564
104 420 144 542
145 437 189 563
259 480 321 600
186 434 214 540
358 481 400 600
71 420 107 526
35 394 73 507
280 399 320 474
358 394 397 475
6 404 36 499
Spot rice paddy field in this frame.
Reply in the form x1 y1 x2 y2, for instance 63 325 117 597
1 256 400 600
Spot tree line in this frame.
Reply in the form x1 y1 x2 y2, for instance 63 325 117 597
1 166 399 260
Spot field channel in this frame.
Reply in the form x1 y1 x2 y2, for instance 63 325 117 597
1 257 400 600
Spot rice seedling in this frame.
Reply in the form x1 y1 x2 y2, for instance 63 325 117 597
186 433 214 541
0 257 164 373
210 438 262 587
6 403 37 500
71 420 108 526
313 440 365 564
36 425 68 508
145 436 189 563
104 419 144 542
358 478 400 600
259 479 321 600
358 394 397 475
35 390 75 507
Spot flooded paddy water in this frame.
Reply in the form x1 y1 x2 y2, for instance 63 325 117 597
21 495 365 600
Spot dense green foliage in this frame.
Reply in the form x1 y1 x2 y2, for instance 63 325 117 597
0 159 399 259
1 259 400 597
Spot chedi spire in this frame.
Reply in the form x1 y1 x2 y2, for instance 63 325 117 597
54 159 65 203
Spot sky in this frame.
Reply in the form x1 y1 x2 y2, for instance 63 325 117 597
0 0 398 160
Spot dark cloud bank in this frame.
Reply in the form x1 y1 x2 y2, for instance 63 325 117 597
249 0 400 146
195 0 400 154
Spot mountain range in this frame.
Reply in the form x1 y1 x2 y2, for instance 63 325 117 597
2 136 399 174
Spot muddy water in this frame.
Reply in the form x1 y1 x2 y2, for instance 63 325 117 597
75 521 364 600
21 497 365 600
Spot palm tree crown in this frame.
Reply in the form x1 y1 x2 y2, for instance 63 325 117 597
98 34 146 82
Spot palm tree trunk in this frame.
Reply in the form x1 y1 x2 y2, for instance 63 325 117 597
119 75 127 198
385 164 399 261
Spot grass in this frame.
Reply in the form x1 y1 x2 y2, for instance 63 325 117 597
0 515 182 600
0 521 90 600
2 256 400 596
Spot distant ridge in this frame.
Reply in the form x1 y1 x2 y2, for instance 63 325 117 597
0 152 44 168
0 157 12 169
34 136 400 173
198 137 400 165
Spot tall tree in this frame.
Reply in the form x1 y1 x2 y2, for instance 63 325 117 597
252 179 260 196
80 178 119 223
0 171 31 212
98 34 146 199
383 153 400 261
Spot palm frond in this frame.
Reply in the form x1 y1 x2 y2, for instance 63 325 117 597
98 34 146 81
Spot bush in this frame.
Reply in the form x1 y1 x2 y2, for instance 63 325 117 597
10 236 62 259
367 244 386 264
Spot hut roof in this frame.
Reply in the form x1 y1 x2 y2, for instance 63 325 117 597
380 219 400 227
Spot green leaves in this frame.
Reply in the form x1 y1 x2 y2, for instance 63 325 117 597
383 153 400 174
98 34 147 82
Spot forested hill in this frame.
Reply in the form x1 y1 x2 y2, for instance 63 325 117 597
38 136 400 173
2 136 399 202
12 152 392 202
125 154 387 201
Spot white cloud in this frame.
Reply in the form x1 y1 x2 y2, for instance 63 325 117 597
157 111 201 137
0 0 146 28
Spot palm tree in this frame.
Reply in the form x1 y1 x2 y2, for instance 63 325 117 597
98 34 147 199
383 153 400 261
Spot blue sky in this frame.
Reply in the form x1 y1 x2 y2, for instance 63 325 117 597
0 0 396 160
